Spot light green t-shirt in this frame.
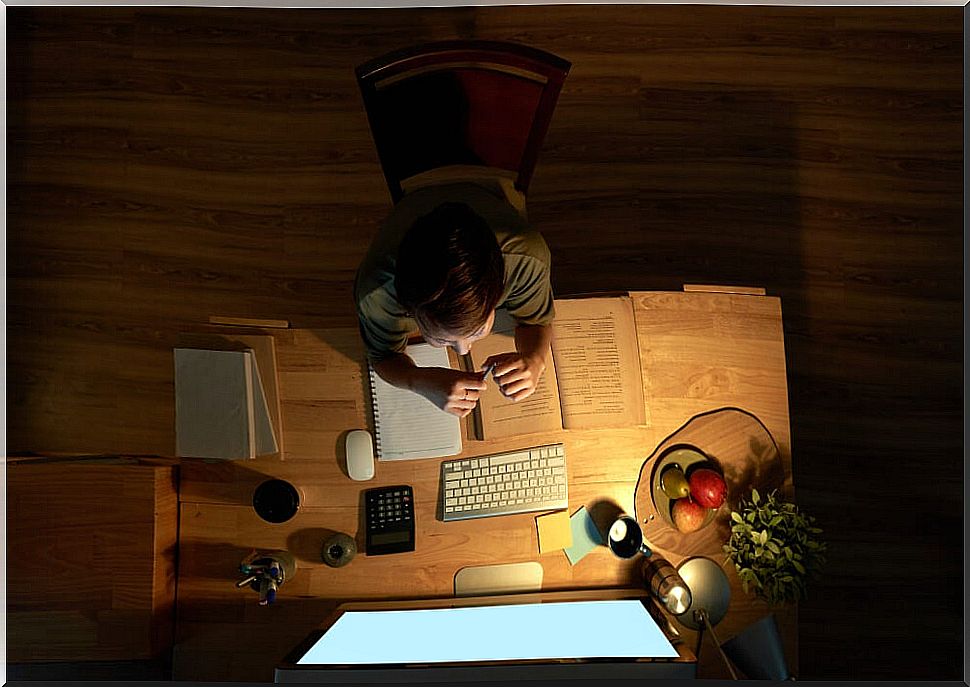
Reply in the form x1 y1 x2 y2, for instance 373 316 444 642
355 181 555 362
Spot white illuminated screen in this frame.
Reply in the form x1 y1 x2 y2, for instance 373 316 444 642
297 599 678 665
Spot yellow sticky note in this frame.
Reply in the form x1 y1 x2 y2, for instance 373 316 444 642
536 510 573 553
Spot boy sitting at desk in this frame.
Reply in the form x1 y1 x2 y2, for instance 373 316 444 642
355 179 555 418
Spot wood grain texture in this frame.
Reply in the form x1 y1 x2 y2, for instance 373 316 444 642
5 460 179 662
6 4 961 681
173 287 790 682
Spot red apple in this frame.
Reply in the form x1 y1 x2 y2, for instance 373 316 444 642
688 467 727 509
671 498 708 533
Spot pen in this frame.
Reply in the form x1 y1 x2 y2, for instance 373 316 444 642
236 574 258 588
480 362 495 381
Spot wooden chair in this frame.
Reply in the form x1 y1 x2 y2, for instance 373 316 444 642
356 40 571 204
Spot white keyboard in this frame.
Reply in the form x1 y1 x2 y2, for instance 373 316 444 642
440 443 568 522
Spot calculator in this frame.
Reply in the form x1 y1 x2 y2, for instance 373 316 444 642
364 485 415 556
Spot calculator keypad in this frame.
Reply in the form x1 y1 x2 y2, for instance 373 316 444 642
367 487 413 532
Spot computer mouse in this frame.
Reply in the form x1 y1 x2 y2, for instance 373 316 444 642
345 429 375 481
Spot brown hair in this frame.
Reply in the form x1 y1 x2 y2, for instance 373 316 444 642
394 202 505 337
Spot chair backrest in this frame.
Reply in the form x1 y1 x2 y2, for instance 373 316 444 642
356 40 571 203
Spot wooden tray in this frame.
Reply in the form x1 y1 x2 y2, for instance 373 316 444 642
634 407 785 558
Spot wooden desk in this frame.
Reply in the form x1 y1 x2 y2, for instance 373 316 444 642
7 458 178 663
174 290 793 682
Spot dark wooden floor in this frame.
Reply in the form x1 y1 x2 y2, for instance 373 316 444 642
6 6 963 681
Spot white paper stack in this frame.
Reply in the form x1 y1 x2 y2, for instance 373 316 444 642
174 348 278 460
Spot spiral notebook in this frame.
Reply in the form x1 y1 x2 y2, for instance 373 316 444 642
368 343 462 461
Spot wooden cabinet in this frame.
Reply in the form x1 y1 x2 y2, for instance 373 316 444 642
5 458 178 662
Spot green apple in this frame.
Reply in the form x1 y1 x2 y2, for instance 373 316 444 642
660 466 691 499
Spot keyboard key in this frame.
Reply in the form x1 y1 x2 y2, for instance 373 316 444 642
441 444 567 521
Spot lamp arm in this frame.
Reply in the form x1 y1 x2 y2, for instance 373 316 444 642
697 609 740 681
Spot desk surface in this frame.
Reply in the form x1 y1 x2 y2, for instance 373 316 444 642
173 290 794 682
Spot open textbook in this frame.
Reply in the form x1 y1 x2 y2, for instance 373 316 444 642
463 295 647 440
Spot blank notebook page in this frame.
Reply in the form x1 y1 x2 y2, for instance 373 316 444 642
369 343 462 461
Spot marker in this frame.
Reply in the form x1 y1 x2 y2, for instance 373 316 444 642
266 579 278 604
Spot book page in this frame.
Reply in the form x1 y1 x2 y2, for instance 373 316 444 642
551 297 647 429
466 319 563 440
250 354 279 456
369 343 462 461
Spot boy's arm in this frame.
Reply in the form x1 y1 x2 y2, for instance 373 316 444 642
373 352 487 418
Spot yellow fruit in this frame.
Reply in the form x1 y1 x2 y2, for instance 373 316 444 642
660 466 691 499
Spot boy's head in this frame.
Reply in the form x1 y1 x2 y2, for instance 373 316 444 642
394 202 504 354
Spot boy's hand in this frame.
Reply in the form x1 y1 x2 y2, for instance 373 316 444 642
481 352 546 402
411 367 488 417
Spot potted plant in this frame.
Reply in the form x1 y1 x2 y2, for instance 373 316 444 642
716 488 825 679
723 488 826 606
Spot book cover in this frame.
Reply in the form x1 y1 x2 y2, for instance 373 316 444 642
174 348 256 460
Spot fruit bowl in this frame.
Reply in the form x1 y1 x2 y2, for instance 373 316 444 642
649 445 726 534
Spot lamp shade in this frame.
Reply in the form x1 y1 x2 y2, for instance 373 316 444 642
675 557 731 630
721 613 791 680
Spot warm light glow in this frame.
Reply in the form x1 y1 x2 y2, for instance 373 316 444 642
663 584 691 615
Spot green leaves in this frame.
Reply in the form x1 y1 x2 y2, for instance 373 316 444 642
723 488 827 606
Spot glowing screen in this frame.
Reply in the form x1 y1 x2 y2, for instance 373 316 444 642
297 599 678 665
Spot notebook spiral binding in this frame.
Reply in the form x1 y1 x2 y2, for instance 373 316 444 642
366 363 383 459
